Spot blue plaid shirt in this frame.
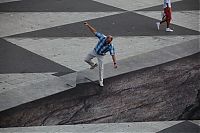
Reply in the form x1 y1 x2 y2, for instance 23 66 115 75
94 32 115 56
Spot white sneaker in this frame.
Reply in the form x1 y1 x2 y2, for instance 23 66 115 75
166 28 173 32
156 22 160 30
90 63 98 69
99 81 104 87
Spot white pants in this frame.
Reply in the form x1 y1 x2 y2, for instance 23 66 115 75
84 50 104 82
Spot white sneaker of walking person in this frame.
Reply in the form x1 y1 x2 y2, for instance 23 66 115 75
156 22 160 30
90 63 98 69
99 81 104 87
166 28 173 32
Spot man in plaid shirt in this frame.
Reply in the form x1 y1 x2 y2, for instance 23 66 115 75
84 22 117 87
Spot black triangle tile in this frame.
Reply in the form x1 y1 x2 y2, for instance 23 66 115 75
9 12 199 38
157 121 200 133
0 0 125 12
137 0 199 11
0 38 75 74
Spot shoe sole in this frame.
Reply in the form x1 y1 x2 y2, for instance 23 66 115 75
156 23 160 30
90 64 98 69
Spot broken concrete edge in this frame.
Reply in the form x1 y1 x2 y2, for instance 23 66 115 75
0 53 199 129
76 38 199 84
0 38 198 112
0 120 199 132
0 72 77 112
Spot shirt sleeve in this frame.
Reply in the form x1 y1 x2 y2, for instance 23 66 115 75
109 45 115 55
165 0 170 4
95 32 105 39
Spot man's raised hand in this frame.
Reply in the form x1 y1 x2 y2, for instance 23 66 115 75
84 22 89 26
84 22 96 34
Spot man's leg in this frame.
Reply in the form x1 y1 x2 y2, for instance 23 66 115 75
166 19 173 31
160 10 166 24
156 11 166 30
166 9 171 28
167 20 170 28
97 55 104 86
165 8 173 31
84 50 97 69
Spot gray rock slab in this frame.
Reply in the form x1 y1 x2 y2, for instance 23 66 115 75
162 38 200 58
77 38 199 84
0 72 77 112
99 121 183 132
1 37 198 112
0 53 199 128
1 121 197 133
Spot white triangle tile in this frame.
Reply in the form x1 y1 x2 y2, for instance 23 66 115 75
5 35 198 72
0 73 55 93
0 0 21 3
135 11 200 32
0 12 123 37
0 121 186 132
93 0 181 11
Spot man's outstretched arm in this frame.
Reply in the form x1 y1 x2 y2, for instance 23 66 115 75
112 55 117 68
84 22 96 35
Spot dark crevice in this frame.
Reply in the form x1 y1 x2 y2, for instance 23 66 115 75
178 89 200 120
57 94 99 125
0 53 199 128
57 104 85 125
68 115 113 125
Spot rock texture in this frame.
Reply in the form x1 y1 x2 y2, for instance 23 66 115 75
0 53 199 128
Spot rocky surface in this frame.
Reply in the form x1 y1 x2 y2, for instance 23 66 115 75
0 53 199 128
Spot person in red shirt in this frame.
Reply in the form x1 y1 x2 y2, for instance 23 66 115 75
156 0 173 32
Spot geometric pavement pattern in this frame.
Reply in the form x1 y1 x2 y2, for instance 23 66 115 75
137 0 200 11
0 0 199 132
157 121 200 133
